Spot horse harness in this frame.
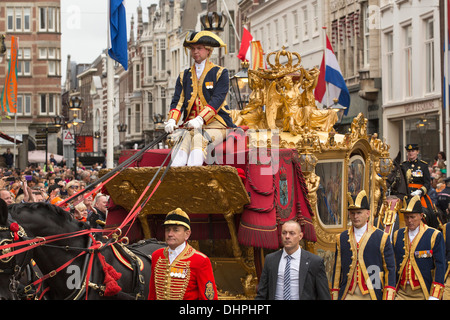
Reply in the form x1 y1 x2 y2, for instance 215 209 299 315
29 233 149 300
1 225 149 300
0 221 36 300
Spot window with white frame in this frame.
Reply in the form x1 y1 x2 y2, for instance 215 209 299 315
282 15 288 45
274 19 279 47
148 92 153 121
312 1 319 36
145 46 153 78
385 32 394 101
16 94 32 116
161 88 166 116
293 11 299 42
404 25 413 97
302 6 309 40
134 63 141 90
127 108 131 134
157 39 166 71
424 17 435 93
363 5 371 67
14 48 32 76
39 48 47 59
7 7 31 32
39 7 60 32
228 10 236 54
39 93 58 115
135 104 141 133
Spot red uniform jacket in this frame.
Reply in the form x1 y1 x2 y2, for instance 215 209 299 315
148 243 218 300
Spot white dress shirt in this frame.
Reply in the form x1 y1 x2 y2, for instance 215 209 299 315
168 242 186 264
275 247 301 300
195 59 206 79
354 223 368 243
408 226 419 243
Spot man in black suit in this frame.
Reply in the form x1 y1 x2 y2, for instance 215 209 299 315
255 220 331 300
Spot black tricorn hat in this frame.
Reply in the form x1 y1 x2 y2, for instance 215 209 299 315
400 195 423 214
163 208 191 230
405 143 419 151
183 31 227 54
347 190 370 210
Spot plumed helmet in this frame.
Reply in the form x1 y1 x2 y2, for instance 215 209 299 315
347 190 370 211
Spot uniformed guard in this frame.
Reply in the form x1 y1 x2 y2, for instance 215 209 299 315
401 143 438 227
443 222 450 300
164 31 236 167
331 190 397 300
393 196 446 300
148 208 218 300
437 177 450 215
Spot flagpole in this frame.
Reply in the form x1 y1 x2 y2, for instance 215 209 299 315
106 1 114 169
13 37 18 169
220 0 240 43
322 26 330 108
445 0 450 178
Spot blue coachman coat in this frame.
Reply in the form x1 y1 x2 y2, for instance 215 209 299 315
331 224 397 300
168 60 235 128
393 222 446 299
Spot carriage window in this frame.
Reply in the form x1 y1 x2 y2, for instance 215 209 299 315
315 160 344 228
348 155 365 197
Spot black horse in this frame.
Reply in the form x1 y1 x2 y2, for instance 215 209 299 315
3 202 165 300
0 199 39 300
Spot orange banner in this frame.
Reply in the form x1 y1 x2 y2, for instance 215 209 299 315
251 40 264 70
1 36 18 113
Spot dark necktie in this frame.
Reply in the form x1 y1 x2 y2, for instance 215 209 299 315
283 255 292 300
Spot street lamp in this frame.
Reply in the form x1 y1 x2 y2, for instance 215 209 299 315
329 98 347 123
44 115 65 172
230 61 250 110
200 12 228 32
117 123 127 133
68 96 83 113
68 115 85 179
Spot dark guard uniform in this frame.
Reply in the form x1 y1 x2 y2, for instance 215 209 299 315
401 145 432 205
437 177 450 214
443 223 450 300
331 191 397 300
393 196 446 300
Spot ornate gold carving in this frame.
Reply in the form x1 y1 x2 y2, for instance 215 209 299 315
99 166 250 238
236 48 338 134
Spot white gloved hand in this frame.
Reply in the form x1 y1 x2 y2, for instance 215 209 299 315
164 119 177 133
411 189 422 197
185 116 204 129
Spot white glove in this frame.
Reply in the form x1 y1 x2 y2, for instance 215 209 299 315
411 189 422 197
185 116 204 129
164 119 177 133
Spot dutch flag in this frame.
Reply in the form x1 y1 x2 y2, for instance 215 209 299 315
314 35 350 115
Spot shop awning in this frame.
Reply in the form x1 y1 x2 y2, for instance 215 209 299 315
0 131 22 144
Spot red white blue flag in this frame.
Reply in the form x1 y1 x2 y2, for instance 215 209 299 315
314 35 350 115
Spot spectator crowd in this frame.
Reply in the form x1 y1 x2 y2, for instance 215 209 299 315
0 159 109 228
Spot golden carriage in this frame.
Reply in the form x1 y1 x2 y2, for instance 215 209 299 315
100 48 395 298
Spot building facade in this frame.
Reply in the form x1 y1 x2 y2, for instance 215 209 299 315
0 0 62 167
380 0 442 163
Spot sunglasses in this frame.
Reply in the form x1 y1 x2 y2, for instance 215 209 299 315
69 185 80 189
